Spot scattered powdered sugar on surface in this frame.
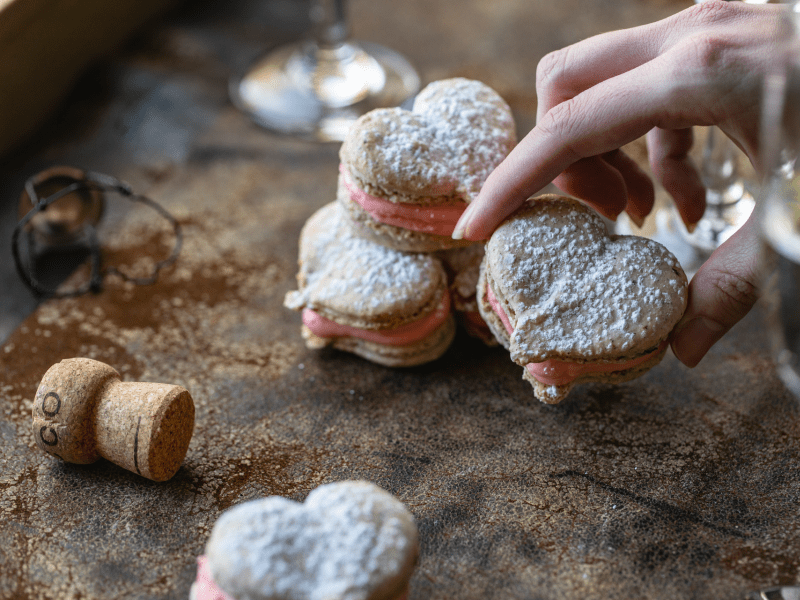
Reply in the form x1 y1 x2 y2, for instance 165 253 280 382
284 203 441 317
352 78 515 201
488 200 687 362
206 481 416 600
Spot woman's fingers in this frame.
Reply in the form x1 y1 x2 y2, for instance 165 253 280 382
549 150 655 226
601 149 656 226
452 50 683 241
670 212 761 367
534 1 738 121
536 23 666 123
452 1 782 242
552 155 629 221
646 127 707 230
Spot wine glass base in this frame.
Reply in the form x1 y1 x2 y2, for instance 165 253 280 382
677 191 756 254
230 40 420 142
745 586 800 600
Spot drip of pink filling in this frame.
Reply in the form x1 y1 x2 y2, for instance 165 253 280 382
193 556 235 600
303 293 450 346
340 165 465 236
485 283 664 386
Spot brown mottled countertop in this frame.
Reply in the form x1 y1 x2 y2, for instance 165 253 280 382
2 0 799 598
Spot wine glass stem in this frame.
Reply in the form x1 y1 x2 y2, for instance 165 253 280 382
700 126 743 209
311 0 350 47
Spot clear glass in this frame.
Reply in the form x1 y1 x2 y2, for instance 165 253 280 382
230 0 420 142
759 0 800 398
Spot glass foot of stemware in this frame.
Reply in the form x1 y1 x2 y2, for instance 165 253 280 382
230 40 420 142
677 187 757 255
745 586 800 600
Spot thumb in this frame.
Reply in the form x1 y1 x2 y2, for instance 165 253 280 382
670 213 762 368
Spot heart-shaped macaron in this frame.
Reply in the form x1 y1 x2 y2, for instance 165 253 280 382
338 78 515 252
479 195 688 403
284 202 455 366
341 78 515 203
195 481 419 600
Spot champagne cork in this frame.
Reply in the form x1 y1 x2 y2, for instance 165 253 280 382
32 358 195 482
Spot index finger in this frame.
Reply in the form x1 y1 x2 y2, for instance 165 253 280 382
536 21 665 123
535 1 747 120
452 47 705 241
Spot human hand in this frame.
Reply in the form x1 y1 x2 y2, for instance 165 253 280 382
453 0 786 367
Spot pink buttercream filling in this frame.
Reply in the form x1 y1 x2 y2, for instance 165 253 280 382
340 164 465 236
485 283 665 386
303 293 450 346
195 554 408 600
193 556 235 600
192 555 409 600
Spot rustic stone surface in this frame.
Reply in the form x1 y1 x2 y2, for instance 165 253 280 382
2 0 799 598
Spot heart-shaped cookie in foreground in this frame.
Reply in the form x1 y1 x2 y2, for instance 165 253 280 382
478 195 688 404
339 78 516 252
191 481 419 600
284 202 455 367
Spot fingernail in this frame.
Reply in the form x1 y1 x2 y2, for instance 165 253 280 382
670 316 726 368
626 210 645 229
592 204 623 223
452 203 476 240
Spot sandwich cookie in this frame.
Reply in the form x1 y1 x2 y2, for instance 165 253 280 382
191 480 419 600
478 195 688 403
436 244 496 345
338 78 516 252
284 202 455 367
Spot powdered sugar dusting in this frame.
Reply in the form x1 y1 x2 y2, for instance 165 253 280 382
486 198 688 363
413 79 516 200
205 481 417 600
284 203 443 319
343 78 515 202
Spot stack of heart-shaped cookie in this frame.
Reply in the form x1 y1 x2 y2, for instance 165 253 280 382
285 80 689 403
285 78 516 366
